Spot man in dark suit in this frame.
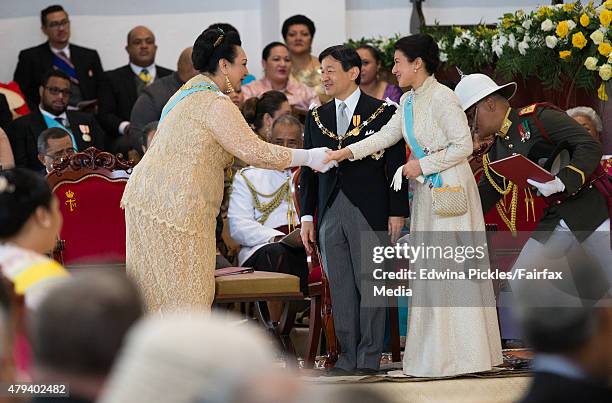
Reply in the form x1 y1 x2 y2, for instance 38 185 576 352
299 45 409 375
13 5 104 110
97 26 173 150
514 257 612 403
7 70 105 172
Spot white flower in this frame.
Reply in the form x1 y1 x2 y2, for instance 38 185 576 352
516 27 524 34
591 29 605 44
585 56 599 71
567 20 576 31
545 35 558 48
508 33 517 49
497 35 508 47
522 19 532 30
541 19 554 32
439 51 448 62
437 40 447 51
453 36 463 48
492 44 503 57
518 41 529 55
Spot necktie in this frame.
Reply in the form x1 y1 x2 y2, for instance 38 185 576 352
337 101 350 137
54 117 65 127
139 68 152 85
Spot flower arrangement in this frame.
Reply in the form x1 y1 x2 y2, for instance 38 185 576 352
348 1 612 101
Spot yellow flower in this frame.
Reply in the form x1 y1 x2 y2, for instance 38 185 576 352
599 42 612 57
605 0 612 10
556 20 569 38
572 32 587 49
537 6 551 18
580 13 590 27
598 83 608 101
559 50 572 59
502 17 512 29
563 3 575 12
600 9 612 27
599 63 612 81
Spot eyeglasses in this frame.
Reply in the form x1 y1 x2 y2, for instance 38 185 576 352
45 147 75 160
45 87 72 97
47 19 70 29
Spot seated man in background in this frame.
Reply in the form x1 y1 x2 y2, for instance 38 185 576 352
13 4 104 110
228 115 308 319
30 271 144 403
130 47 197 142
98 26 172 153
7 70 105 171
37 127 74 174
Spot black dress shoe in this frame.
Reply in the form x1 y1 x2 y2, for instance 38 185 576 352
354 368 380 376
322 367 354 377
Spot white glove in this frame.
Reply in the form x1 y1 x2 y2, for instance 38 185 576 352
290 147 337 173
391 166 403 191
526 177 565 197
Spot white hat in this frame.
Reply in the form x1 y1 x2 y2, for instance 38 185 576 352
454 73 517 111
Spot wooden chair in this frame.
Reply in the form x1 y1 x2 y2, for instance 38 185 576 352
47 147 134 266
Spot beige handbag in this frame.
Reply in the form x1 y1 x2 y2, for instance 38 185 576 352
431 173 468 217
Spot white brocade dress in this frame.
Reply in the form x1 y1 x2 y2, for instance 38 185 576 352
347 75 503 377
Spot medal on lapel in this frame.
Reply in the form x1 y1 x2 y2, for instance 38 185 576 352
518 121 531 142
352 115 361 127
79 125 92 142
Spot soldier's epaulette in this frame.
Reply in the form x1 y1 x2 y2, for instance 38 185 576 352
518 104 537 116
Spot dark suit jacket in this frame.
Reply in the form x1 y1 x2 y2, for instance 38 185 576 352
7 109 105 171
97 64 173 137
519 372 612 403
300 92 410 234
13 42 104 108
0 94 11 130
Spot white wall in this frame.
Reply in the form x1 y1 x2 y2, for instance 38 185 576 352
0 0 549 83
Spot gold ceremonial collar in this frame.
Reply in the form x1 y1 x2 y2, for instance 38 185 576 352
496 107 512 137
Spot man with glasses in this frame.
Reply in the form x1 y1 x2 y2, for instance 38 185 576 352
37 127 75 174
7 70 105 172
13 4 104 110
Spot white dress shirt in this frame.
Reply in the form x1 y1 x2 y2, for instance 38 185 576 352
50 44 70 59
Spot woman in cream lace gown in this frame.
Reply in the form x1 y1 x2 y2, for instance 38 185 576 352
121 28 332 313
326 34 502 377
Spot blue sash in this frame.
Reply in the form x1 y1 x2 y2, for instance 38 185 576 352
52 53 79 84
160 83 220 123
403 92 442 188
42 114 78 151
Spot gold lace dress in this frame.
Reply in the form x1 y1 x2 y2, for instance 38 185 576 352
121 75 292 312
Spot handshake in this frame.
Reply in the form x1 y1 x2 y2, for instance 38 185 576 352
291 147 352 172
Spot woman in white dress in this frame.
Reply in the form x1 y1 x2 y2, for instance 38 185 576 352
325 34 502 377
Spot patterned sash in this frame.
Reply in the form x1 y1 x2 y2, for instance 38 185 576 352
160 82 221 123
52 51 79 85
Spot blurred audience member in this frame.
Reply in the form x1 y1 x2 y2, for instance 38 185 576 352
130 47 197 142
0 127 15 170
30 271 143 403
0 93 12 129
242 42 320 112
228 88 244 108
13 4 104 109
98 26 172 154
356 45 402 103
141 120 158 152
566 106 603 142
241 90 291 140
0 168 68 310
98 312 300 403
7 70 105 172
282 15 327 102
514 258 612 403
37 127 74 174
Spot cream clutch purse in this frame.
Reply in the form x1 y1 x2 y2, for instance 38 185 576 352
431 185 468 217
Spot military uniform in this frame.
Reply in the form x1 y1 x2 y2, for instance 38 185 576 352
479 104 608 242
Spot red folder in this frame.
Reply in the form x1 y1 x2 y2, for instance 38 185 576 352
487 154 554 188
